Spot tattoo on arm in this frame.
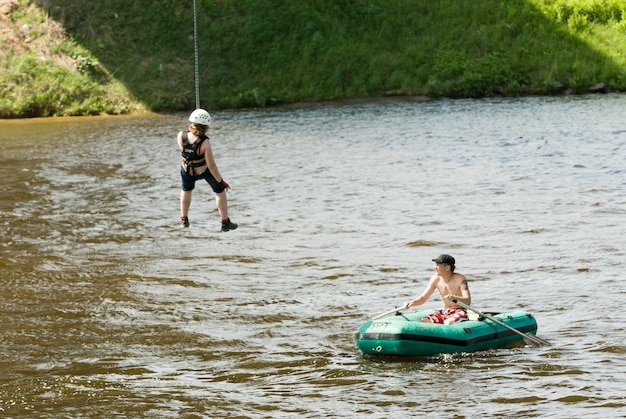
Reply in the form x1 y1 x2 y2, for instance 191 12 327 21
461 279 468 290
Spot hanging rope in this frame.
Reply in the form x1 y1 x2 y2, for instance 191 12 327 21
193 0 200 109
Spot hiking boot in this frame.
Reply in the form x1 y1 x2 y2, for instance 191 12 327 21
221 219 237 232
181 217 190 228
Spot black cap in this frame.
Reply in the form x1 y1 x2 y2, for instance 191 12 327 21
432 254 455 266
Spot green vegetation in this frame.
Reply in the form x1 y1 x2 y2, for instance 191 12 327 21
1 0 625 118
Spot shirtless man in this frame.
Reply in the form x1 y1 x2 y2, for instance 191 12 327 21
403 254 471 325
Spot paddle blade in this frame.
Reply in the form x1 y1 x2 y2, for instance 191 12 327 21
523 333 550 347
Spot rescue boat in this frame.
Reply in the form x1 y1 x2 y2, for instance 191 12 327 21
355 309 538 357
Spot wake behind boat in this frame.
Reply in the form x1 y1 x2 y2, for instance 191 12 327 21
355 308 539 357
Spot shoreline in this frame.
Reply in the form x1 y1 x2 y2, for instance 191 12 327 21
3 90 621 122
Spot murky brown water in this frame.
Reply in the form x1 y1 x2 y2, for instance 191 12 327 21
1 95 625 418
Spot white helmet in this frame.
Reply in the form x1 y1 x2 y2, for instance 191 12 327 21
189 108 211 126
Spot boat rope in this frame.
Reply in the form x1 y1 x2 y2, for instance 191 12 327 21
193 0 200 109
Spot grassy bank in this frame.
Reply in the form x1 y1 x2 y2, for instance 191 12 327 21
1 0 625 118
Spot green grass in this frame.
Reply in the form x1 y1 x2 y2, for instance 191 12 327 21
1 0 625 117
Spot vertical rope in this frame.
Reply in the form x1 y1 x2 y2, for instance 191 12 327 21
193 0 200 109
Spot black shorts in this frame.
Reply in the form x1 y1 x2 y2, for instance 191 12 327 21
180 167 226 193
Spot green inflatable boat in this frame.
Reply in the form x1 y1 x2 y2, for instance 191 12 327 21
355 309 538 357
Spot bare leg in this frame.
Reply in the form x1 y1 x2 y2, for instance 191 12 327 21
180 190 192 217
215 191 228 220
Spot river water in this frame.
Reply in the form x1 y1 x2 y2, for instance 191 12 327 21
1 94 625 418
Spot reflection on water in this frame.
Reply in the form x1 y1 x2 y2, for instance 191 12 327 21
1 95 626 417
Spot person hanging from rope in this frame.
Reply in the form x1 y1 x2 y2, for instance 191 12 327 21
178 109 237 232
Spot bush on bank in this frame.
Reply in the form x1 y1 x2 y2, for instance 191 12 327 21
0 0 625 118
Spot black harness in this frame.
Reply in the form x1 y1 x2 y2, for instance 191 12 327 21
181 132 208 175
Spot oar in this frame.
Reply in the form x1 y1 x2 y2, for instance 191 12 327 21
371 306 405 320
451 299 550 347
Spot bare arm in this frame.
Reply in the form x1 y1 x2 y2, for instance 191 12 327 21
404 275 438 309
177 131 184 151
202 140 223 183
